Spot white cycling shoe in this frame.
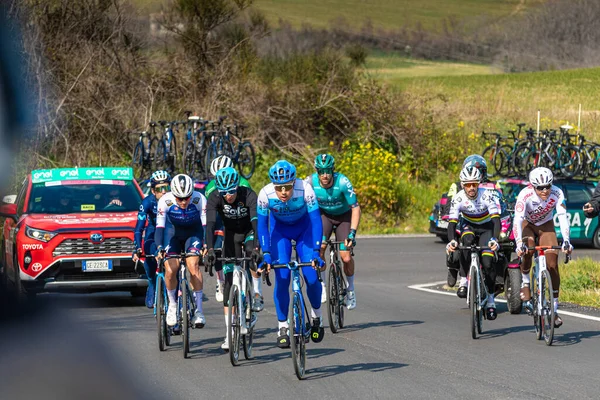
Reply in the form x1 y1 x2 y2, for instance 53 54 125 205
221 339 229 351
215 280 224 303
166 304 177 327
346 290 356 310
321 281 327 303
192 311 206 328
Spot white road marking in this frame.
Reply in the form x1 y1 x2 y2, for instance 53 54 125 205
409 281 600 323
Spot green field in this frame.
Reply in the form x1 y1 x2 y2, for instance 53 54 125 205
254 0 541 30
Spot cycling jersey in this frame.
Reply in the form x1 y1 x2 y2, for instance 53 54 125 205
448 188 501 225
134 194 158 250
205 186 258 249
204 176 251 198
154 191 207 250
512 185 570 245
305 172 358 216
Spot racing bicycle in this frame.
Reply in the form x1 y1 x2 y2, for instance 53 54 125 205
131 129 157 180
154 120 178 175
324 240 351 334
522 245 570 346
270 258 323 380
458 244 492 339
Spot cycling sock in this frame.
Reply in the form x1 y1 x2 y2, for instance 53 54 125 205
217 270 224 282
320 271 326 286
459 277 468 287
253 276 262 295
194 290 203 313
310 307 322 320
347 275 355 291
224 313 230 337
167 289 177 305
554 298 559 312
522 273 530 285
278 320 289 330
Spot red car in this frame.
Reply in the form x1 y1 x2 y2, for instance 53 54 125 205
0 167 146 300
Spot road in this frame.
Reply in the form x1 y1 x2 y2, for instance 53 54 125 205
5 236 600 399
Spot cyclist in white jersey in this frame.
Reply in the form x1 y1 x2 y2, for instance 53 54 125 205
513 167 572 328
446 166 501 320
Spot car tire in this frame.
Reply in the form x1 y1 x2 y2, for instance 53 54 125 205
505 267 523 315
130 288 146 297
437 235 449 243
593 227 600 249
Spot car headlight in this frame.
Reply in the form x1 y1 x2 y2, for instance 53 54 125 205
25 226 57 242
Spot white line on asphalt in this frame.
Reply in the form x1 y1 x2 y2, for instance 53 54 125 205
409 281 600 323
361 234 434 239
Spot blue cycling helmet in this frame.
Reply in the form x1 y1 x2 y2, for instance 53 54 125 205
269 160 296 184
462 154 487 181
150 170 171 187
215 167 240 191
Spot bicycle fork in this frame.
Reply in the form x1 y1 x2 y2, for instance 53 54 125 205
466 253 488 310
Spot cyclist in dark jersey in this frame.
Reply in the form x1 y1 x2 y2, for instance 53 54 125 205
204 167 262 351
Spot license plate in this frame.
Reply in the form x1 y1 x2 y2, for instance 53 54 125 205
437 220 449 229
82 260 113 272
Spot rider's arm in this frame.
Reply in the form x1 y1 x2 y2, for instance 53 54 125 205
486 191 501 239
154 196 168 250
257 188 270 253
199 192 207 228
304 183 323 251
584 184 600 218
133 198 149 250
341 174 361 230
204 192 219 249
555 189 570 243
247 189 259 248
511 190 527 246
447 193 461 242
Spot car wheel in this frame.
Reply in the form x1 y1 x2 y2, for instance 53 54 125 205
131 288 146 297
437 235 449 243
593 227 600 249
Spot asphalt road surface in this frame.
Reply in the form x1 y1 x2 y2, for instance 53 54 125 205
6 236 600 399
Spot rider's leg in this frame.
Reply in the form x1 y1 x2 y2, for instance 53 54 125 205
478 230 496 298
297 224 325 342
458 229 475 289
143 239 158 307
519 222 536 301
270 227 292 329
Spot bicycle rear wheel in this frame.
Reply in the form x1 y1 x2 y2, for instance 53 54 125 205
228 286 241 366
469 266 478 339
168 134 178 174
290 292 306 380
156 276 168 351
327 265 340 333
559 145 580 179
242 285 254 360
155 139 168 173
237 142 256 179
132 142 144 180
541 269 555 346
181 283 190 358
183 140 196 177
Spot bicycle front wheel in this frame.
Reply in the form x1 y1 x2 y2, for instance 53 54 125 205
541 269 555 346
237 141 256 179
228 285 241 366
182 140 196 177
242 284 254 360
469 266 479 339
181 283 190 358
327 265 340 333
132 142 144 180
290 292 306 380
156 276 168 351
155 139 168 173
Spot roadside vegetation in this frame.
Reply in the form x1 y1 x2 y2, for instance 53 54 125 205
561 257 600 308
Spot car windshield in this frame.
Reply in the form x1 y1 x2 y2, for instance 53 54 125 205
27 181 141 214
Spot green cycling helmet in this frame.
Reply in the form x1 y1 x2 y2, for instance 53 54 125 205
314 153 335 170
215 167 240 192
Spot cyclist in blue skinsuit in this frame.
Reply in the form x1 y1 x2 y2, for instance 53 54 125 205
256 160 326 348
132 170 171 308
155 174 207 328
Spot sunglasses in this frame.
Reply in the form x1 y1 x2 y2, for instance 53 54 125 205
317 168 333 175
462 182 479 188
219 187 238 196
274 184 294 192
155 185 170 193
175 195 191 202
535 184 552 191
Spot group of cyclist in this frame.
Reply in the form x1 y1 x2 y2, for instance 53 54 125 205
445 155 573 327
133 153 361 350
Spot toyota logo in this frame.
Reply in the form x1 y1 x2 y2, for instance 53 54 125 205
90 233 104 243
31 263 43 272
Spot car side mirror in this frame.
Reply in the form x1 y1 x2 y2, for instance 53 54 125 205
2 194 16 204
0 203 18 222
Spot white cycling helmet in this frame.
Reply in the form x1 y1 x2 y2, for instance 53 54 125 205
171 174 194 198
459 166 481 183
210 155 233 177
529 167 553 188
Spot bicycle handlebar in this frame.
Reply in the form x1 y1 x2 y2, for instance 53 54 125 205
524 245 571 264
269 261 323 282
325 240 356 256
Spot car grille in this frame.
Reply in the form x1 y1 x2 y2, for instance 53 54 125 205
56 272 140 281
53 238 135 257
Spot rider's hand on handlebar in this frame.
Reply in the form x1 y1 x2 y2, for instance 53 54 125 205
516 243 528 257
446 240 457 254
345 229 357 248
205 248 216 267
155 247 165 261
488 238 500 252
312 250 325 269
257 252 271 274
251 248 263 265
562 240 573 254
132 248 142 263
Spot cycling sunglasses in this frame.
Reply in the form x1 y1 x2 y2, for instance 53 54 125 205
317 168 333 175
462 182 479 188
535 184 552 191
219 187 238 196
274 183 294 192
175 195 191 201
154 185 170 193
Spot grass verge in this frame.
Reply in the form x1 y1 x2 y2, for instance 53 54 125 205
561 257 600 308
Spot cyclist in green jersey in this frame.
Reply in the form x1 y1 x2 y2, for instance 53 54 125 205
305 154 361 309
205 156 251 198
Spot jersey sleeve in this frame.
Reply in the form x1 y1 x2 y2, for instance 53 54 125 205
447 193 462 222
340 174 358 207
303 181 320 213
205 192 220 249
486 190 500 217
257 187 269 217
134 199 150 249
200 193 207 226
257 187 270 253
555 188 570 242
512 189 527 245
247 189 259 248
156 196 168 228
